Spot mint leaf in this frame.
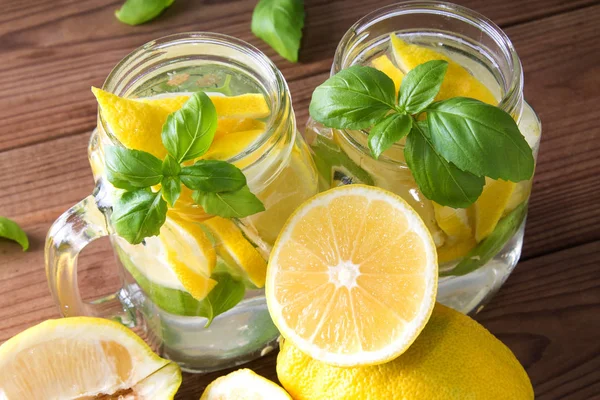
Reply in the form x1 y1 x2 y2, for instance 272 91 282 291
427 97 534 181
405 123 484 208
309 65 396 130
105 146 163 190
368 113 412 159
115 0 174 26
398 60 448 114
162 155 181 177
442 201 528 276
161 176 181 207
0 217 28 251
180 160 246 192
193 186 265 218
251 0 304 62
197 272 246 327
111 189 167 245
162 92 217 163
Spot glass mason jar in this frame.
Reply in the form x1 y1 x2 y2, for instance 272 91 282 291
305 1 541 314
45 33 319 372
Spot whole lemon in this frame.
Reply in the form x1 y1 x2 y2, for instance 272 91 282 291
277 303 533 400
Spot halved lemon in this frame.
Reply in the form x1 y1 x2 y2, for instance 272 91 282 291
266 185 438 367
389 35 497 105
200 369 291 400
0 317 181 399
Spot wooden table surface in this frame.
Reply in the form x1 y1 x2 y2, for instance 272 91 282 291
1 0 599 398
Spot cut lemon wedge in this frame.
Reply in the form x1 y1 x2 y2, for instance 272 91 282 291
0 317 181 399
473 178 516 242
200 369 292 400
389 35 497 105
266 185 438 367
371 55 404 94
203 217 268 288
433 203 472 239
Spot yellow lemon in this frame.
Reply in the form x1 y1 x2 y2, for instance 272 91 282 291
0 317 181 399
200 369 291 400
266 185 438 367
277 303 533 400
203 217 268 288
473 178 516 242
371 55 404 94
437 237 477 264
433 203 472 239
389 35 497 105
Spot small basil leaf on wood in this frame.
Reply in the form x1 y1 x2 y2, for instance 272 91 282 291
405 123 485 208
0 216 29 251
427 97 534 181
115 0 174 26
398 60 448 114
161 176 181 207
111 189 167 245
442 201 528 276
197 272 246 327
162 91 217 163
105 146 163 190
193 186 265 218
251 0 304 62
180 160 246 192
309 65 396 130
368 113 412 159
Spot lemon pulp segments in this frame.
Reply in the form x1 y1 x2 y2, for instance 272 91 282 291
266 185 438 367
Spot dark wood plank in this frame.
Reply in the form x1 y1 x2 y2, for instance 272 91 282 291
0 0 596 151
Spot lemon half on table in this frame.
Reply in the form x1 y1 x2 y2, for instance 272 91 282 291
0 317 181 399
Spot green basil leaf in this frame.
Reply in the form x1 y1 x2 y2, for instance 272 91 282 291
105 146 163 190
161 176 181 207
251 0 304 62
193 186 265 218
162 155 181 177
111 189 167 245
197 272 246 327
309 65 396 130
405 123 485 208
398 60 448 114
161 91 217 163
427 97 534 181
368 113 412 159
442 201 528 276
115 0 174 26
0 216 29 251
180 160 246 192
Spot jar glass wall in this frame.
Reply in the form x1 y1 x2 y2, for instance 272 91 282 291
305 1 541 314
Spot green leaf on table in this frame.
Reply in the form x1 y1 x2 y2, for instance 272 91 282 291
115 0 174 26
309 65 396 130
161 155 181 177
368 113 412 159
193 186 265 218
427 97 534 181
105 146 163 190
180 160 246 192
251 0 304 62
442 201 528 276
161 91 217 163
111 189 167 245
405 123 485 208
161 176 181 207
0 217 29 251
398 60 448 114
197 272 246 327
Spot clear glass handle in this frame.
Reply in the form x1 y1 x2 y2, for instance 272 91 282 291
45 195 135 325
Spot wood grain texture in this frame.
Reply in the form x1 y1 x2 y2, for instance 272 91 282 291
0 0 599 399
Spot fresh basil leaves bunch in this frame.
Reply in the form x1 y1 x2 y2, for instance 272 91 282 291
105 92 265 245
251 0 304 63
309 61 535 208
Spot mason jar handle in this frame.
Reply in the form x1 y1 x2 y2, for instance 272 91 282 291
45 195 135 326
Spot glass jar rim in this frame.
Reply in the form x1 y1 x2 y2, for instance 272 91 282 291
100 32 293 168
331 1 523 163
